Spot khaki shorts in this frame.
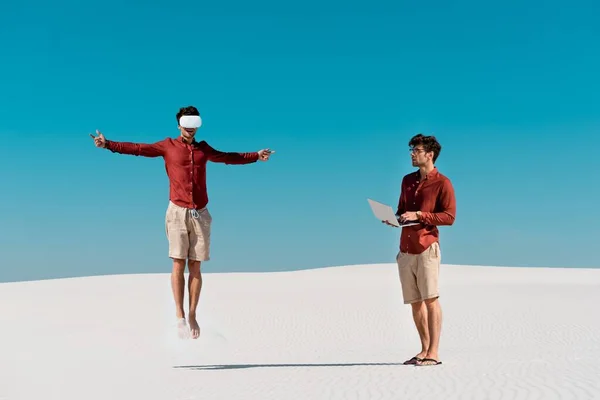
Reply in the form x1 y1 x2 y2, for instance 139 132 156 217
165 201 212 261
396 242 441 304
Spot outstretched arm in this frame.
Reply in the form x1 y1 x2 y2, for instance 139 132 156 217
200 141 260 164
91 130 165 157
105 139 165 158
419 179 456 226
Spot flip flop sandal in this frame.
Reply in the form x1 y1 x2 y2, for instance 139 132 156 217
403 356 423 365
417 358 442 366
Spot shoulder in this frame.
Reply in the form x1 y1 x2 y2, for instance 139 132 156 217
436 172 453 185
428 167 450 182
156 137 174 145
433 171 454 192
151 137 175 153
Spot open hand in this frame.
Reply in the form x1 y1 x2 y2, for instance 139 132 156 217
258 148 275 161
90 130 106 148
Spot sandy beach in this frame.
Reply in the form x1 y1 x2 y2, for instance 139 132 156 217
1 263 599 399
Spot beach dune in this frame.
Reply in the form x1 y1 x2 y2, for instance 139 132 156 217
1 263 599 399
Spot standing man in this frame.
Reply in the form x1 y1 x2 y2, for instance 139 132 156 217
90 106 274 340
386 133 456 366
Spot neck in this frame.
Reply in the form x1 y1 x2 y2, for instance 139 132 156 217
419 164 435 179
181 134 193 144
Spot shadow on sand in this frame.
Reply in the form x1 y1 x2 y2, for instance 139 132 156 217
174 362 405 371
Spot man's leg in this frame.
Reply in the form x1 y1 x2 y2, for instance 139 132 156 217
187 260 202 339
410 300 430 359
171 258 190 338
165 202 191 338
415 242 442 365
171 258 187 319
422 297 442 364
397 251 427 364
186 207 212 339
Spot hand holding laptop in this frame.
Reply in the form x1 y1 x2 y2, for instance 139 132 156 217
382 216 419 228
367 199 420 228
399 211 419 223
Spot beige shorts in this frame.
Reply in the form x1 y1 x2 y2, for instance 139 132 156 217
396 242 441 304
165 201 212 261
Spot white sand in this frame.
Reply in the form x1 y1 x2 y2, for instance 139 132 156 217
1 263 600 400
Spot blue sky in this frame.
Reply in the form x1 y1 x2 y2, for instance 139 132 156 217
1 0 599 282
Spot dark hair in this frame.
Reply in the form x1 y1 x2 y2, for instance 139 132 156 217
409 134 442 163
176 106 200 123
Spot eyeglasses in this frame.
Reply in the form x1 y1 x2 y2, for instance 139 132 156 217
409 147 427 154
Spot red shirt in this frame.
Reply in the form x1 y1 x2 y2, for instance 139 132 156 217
105 136 259 209
395 167 456 254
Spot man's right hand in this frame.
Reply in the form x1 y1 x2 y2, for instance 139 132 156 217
90 130 106 148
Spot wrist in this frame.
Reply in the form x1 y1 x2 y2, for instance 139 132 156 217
416 211 422 220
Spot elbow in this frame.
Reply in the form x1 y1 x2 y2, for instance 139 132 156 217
422 211 455 226
436 212 455 226
446 212 456 226
443 211 456 226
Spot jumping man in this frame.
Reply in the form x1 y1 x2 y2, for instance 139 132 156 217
90 106 274 339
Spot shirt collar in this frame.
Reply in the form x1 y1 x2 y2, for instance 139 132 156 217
177 136 199 145
416 166 439 180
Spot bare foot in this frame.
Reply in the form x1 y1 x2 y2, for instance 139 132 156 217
188 315 200 339
177 318 190 339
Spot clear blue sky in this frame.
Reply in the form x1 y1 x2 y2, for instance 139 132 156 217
1 0 599 282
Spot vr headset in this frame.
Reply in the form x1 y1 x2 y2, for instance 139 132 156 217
179 115 202 129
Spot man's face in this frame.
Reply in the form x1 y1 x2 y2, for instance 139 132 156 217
179 125 197 141
410 145 431 167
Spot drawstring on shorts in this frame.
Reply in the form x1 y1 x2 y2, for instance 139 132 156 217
169 201 204 219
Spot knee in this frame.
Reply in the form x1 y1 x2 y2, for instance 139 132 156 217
410 301 424 312
172 258 186 274
188 260 201 276
424 297 439 309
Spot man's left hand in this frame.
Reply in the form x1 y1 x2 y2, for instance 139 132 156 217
258 149 275 161
400 211 419 223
